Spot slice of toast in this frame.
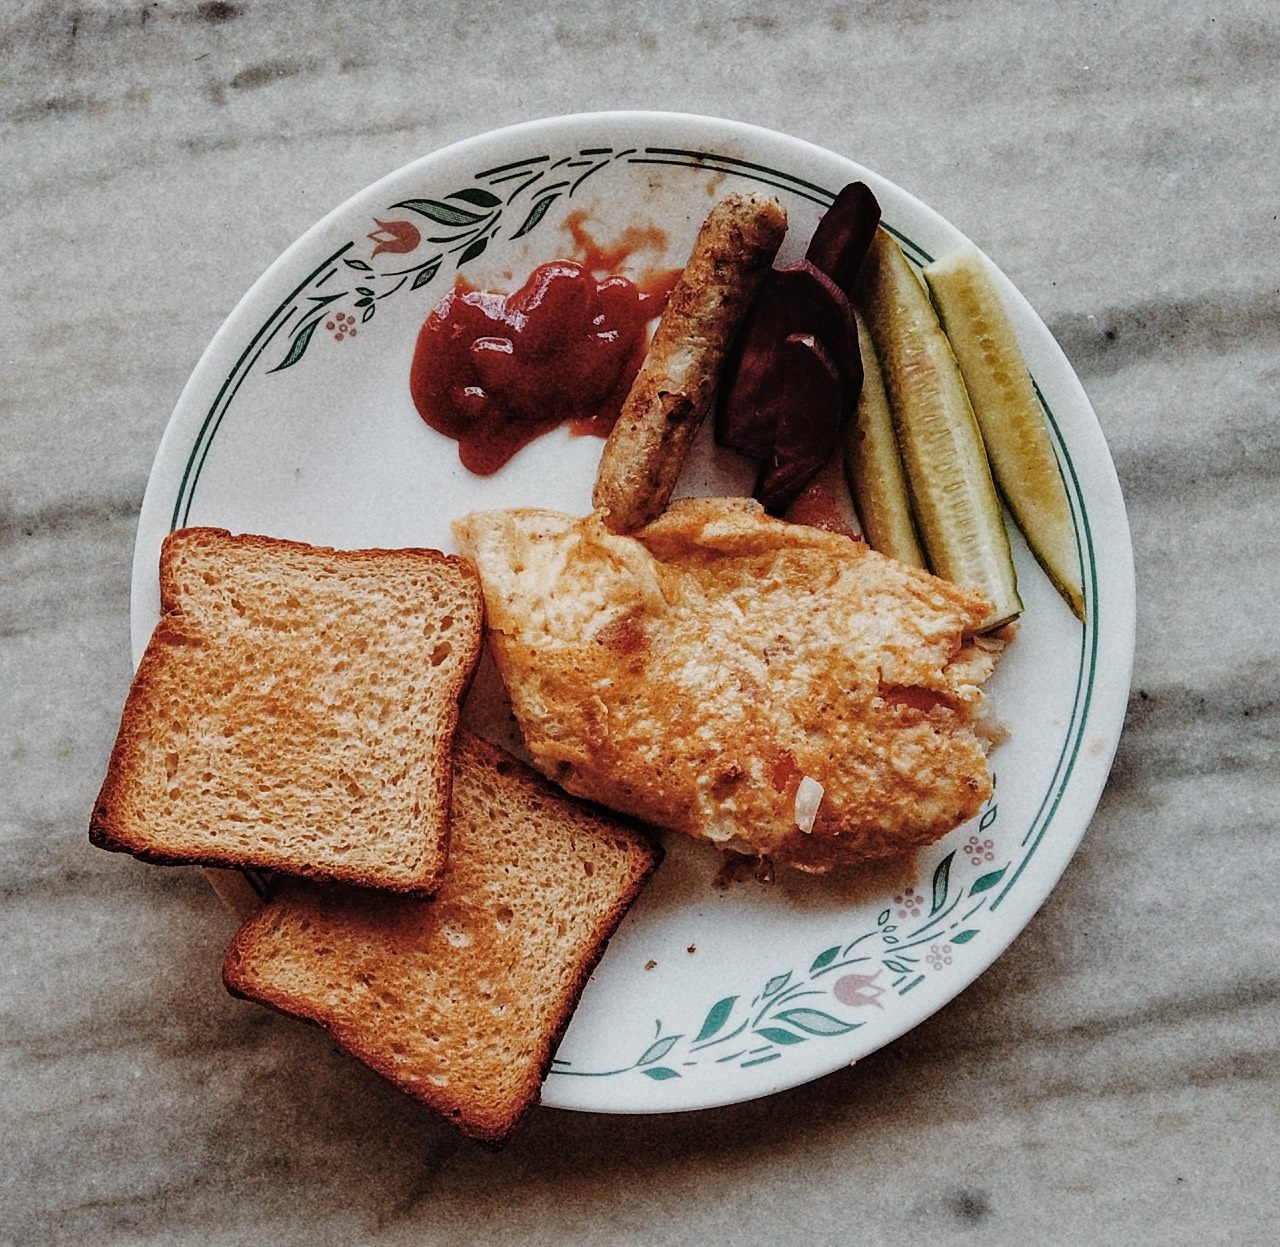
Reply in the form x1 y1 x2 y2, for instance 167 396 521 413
90 528 483 895
222 731 662 1146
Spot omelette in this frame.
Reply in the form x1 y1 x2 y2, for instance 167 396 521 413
455 497 1002 872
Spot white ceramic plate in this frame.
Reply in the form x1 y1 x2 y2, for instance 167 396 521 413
133 112 1135 1115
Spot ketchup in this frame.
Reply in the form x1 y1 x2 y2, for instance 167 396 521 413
410 259 675 475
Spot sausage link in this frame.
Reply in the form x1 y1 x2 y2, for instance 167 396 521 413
593 192 787 532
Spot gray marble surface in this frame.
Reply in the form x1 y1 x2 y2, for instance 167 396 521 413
3 1 1277 1243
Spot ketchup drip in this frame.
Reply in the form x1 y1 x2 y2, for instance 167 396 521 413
410 252 677 475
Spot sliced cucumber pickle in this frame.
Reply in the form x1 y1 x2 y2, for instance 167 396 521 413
924 245 1085 621
844 311 925 568
856 229 1022 631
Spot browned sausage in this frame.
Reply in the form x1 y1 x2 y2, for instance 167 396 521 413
592 191 787 532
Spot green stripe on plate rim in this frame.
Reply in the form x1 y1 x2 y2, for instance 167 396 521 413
170 242 354 531
165 146 1098 1079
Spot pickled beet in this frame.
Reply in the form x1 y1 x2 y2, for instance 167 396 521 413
716 181 882 514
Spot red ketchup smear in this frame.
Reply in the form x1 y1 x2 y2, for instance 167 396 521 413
410 220 678 474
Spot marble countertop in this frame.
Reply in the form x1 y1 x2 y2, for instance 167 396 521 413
3 2 1277 1243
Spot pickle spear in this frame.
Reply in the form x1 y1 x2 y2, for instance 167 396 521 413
924 245 1085 621
844 311 925 568
856 229 1022 630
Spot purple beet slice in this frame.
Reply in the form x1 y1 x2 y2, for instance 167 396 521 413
775 259 861 402
805 182 882 295
715 269 794 458
717 260 861 457
754 333 844 514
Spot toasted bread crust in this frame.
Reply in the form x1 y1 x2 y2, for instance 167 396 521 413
90 528 484 894
222 731 662 1146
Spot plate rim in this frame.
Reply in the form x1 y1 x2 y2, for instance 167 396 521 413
130 110 1137 1115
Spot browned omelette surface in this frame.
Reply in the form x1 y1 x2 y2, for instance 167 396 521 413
456 497 1002 872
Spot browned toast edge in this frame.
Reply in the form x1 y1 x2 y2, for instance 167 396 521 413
89 528 485 896
222 732 664 1147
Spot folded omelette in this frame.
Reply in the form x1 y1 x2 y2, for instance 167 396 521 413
455 497 1002 872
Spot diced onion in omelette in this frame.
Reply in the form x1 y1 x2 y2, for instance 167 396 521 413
793 776 825 834
455 497 1003 873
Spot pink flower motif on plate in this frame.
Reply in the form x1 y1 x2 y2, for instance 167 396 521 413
833 971 885 1009
367 218 421 257
926 944 953 971
894 888 923 920
964 834 996 866
327 311 357 342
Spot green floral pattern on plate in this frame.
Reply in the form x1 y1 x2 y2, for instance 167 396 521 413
552 784 1006 1081
266 146 641 373
257 144 935 377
